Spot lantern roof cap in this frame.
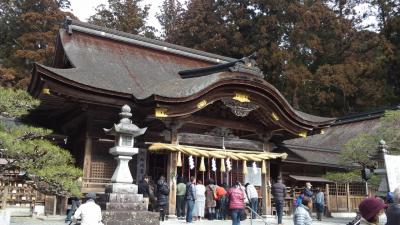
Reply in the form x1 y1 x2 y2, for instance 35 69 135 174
104 105 147 137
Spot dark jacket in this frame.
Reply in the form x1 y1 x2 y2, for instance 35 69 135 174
386 203 400 225
156 180 170 206
271 182 286 202
138 180 150 198
303 188 313 198
185 182 196 201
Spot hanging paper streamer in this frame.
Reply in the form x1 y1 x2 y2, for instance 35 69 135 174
199 157 206 172
177 151 182 167
220 158 226 172
242 160 247 175
252 161 258 174
211 158 217 172
189 155 195 170
226 158 232 171
262 160 267 174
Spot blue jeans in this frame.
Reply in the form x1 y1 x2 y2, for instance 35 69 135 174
65 199 80 222
176 195 185 218
250 198 258 219
276 201 284 224
186 200 195 222
231 209 241 225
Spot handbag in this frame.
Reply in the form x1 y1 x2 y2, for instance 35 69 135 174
240 209 247 221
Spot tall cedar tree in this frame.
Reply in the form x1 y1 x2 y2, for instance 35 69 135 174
156 0 184 40
0 0 73 88
165 0 229 55
88 0 156 38
160 0 398 116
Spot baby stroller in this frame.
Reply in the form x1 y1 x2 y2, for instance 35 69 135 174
347 214 361 225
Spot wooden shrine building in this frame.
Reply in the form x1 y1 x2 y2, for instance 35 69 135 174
27 18 335 216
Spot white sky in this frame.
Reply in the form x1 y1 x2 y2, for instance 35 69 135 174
67 0 165 31
67 0 378 34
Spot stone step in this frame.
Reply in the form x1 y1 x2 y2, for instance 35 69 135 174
105 202 147 211
100 193 143 203
102 211 159 225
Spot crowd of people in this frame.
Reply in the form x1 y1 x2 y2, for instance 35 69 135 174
65 175 400 225
138 175 259 225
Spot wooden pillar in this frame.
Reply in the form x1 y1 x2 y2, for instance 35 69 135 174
262 142 272 216
167 130 178 218
53 196 57 215
326 184 330 215
83 132 92 184
346 183 351 212
1 186 8 209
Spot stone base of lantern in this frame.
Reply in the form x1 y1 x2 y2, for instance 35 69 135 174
100 183 159 225
105 183 138 194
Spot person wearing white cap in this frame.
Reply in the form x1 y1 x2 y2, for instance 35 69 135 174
72 193 103 225
303 182 313 198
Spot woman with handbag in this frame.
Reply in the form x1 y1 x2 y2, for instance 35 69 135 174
228 181 246 225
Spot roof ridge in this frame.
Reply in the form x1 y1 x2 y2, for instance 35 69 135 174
334 104 400 125
64 17 237 64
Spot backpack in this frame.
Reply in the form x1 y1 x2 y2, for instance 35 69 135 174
160 183 169 195
295 193 304 206
209 185 218 200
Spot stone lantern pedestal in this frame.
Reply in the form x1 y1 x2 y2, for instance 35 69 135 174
99 105 159 225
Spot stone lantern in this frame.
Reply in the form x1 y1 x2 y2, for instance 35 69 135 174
104 104 146 186
101 105 158 225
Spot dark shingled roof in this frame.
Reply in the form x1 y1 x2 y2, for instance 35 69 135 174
33 19 334 126
281 105 399 166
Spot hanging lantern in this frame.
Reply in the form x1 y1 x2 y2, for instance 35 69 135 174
199 157 206 172
252 161 258 174
226 158 232 171
189 155 195 170
220 158 226 172
261 160 267 174
211 158 217 172
177 151 182 167
242 160 247 175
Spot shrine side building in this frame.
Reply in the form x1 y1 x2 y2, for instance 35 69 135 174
28 19 337 216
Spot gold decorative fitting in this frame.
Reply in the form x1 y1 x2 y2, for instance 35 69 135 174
197 100 207 109
298 131 307 138
272 112 279 121
155 108 168 118
42 88 50 95
232 92 250 103
320 130 325 135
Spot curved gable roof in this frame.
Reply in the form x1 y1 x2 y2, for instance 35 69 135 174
29 19 334 137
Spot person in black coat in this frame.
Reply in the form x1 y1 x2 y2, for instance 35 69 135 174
138 176 150 210
156 176 170 221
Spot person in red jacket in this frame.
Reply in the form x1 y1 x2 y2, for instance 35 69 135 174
228 181 245 225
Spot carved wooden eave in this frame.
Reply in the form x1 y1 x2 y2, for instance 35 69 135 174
28 18 335 140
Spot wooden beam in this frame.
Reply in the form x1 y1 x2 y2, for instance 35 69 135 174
177 132 264 151
182 115 265 133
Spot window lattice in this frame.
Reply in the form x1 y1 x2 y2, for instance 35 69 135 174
91 161 115 179
349 183 366 196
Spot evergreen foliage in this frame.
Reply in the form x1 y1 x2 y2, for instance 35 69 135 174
158 0 400 117
88 0 156 38
0 87 82 196
0 0 74 87
325 110 400 184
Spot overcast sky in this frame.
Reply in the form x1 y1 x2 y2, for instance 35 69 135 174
67 0 378 34
67 0 165 31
